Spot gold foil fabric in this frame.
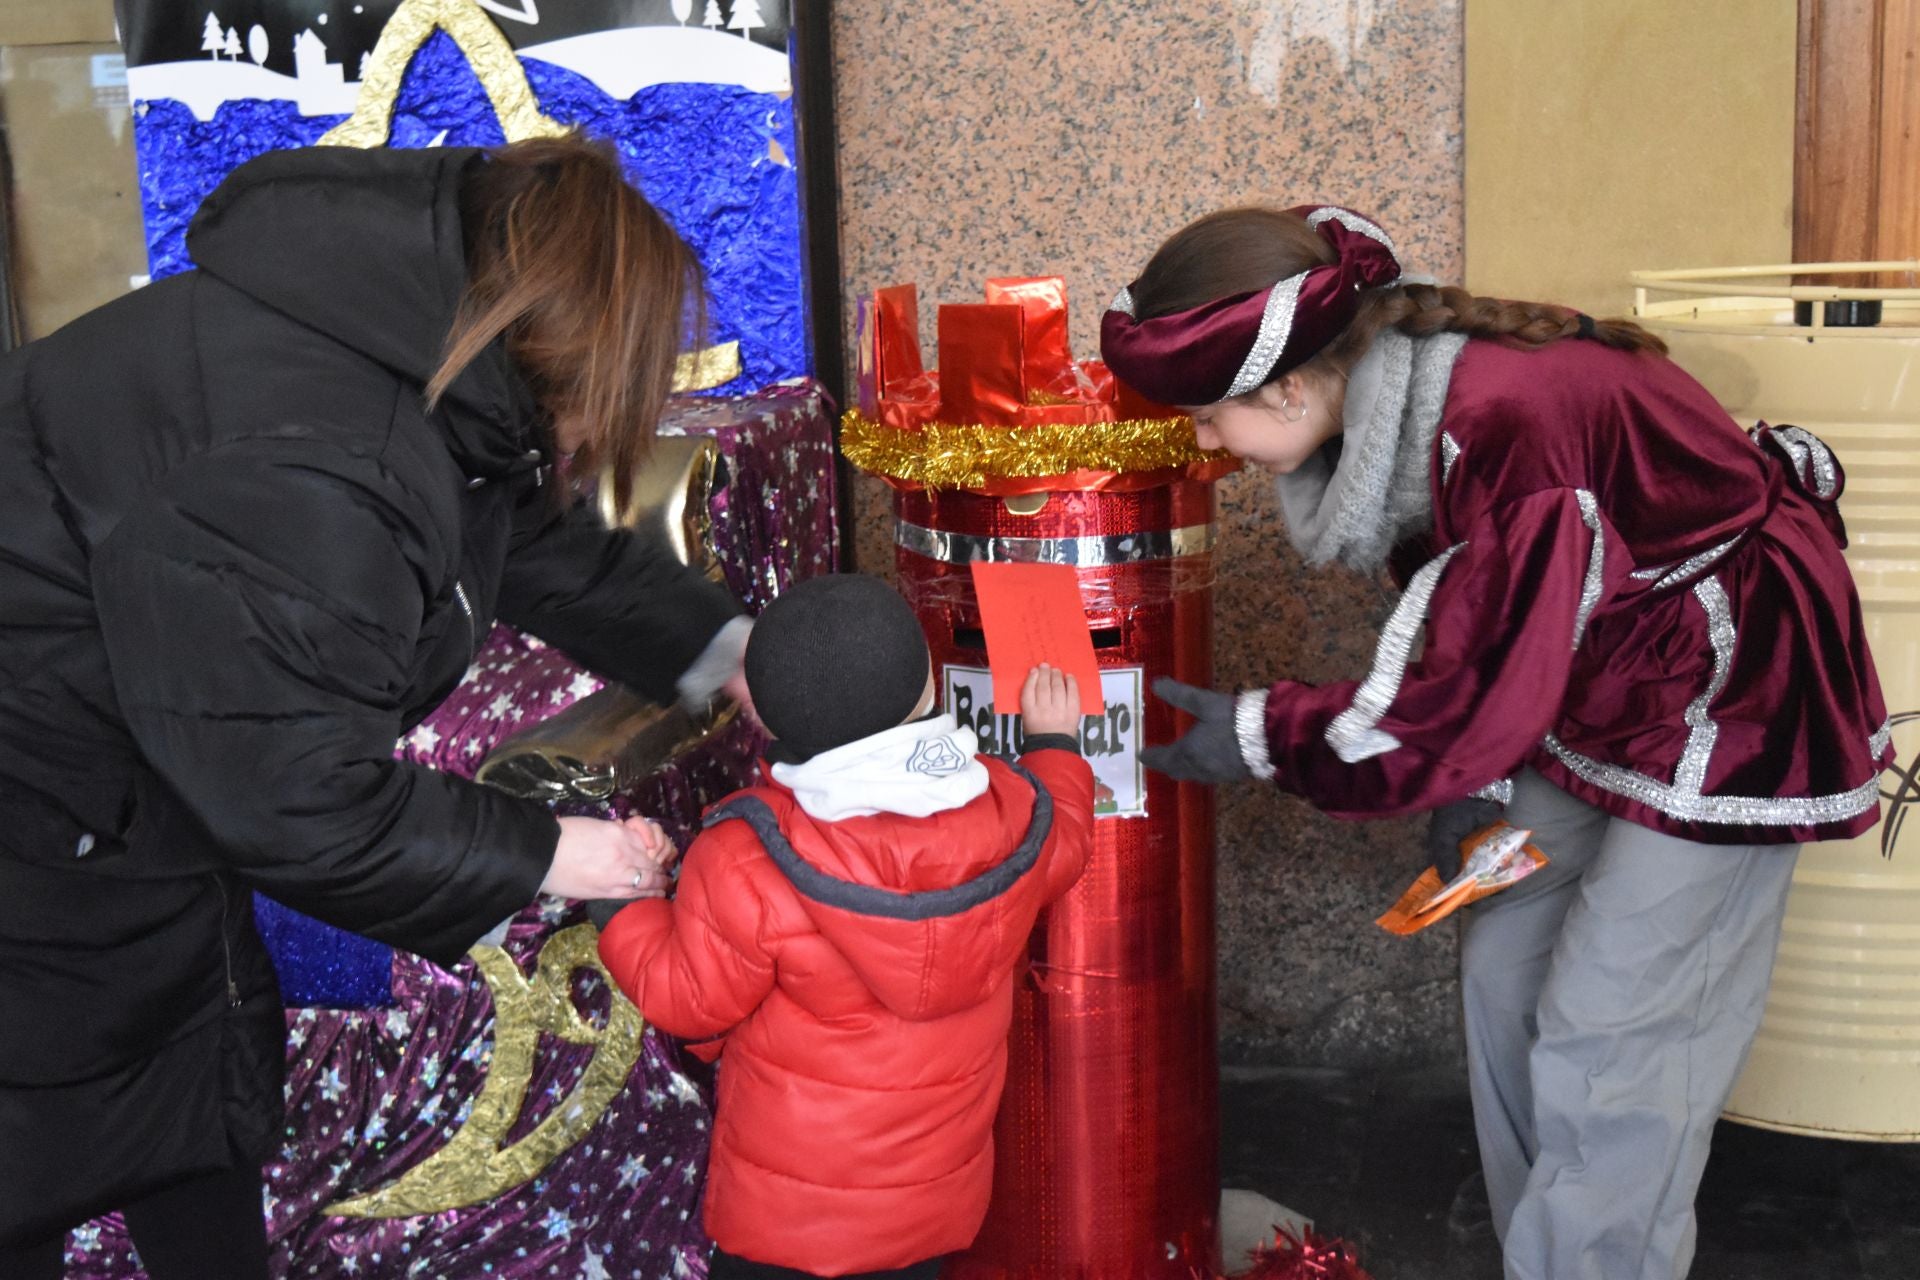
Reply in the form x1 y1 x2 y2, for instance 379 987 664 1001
318 0 568 148
326 926 645 1218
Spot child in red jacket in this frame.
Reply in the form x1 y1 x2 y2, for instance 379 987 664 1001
599 574 1095 1280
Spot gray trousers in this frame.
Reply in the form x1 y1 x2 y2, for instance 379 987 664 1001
1460 770 1798 1280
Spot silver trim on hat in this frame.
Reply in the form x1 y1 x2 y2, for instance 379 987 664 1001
1304 206 1399 258
1223 272 1308 400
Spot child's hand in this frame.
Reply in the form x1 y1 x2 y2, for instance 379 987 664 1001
546 817 671 901
1020 663 1082 739
622 816 679 868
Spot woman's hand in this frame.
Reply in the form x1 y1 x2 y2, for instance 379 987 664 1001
1020 663 1082 738
622 815 681 868
544 816 673 901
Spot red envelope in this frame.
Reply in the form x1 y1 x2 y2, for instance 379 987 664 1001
969 561 1104 715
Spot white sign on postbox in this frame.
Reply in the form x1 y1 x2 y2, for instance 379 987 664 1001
940 663 1146 820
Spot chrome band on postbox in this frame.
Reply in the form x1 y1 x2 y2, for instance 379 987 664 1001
894 521 1217 567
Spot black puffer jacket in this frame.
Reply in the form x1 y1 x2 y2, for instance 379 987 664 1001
0 145 741 1243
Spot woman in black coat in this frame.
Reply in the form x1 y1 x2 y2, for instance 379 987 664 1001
0 137 750 1278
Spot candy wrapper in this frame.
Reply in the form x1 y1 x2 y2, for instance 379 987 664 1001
1376 822 1547 935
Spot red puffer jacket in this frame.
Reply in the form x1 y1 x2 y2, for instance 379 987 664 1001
599 745 1093 1275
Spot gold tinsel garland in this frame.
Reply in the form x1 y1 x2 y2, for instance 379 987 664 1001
840 410 1224 489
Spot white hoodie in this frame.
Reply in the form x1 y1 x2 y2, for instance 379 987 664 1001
769 713 992 822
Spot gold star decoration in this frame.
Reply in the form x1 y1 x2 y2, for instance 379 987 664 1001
321 2 740 393
319 0 567 148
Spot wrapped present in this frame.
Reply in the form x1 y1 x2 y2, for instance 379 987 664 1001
842 277 1238 495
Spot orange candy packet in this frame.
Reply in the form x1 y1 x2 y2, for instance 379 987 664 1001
1376 822 1548 936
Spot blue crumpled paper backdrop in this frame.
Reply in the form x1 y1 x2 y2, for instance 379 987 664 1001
133 30 806 396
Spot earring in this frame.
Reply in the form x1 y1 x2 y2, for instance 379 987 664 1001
1278 393 1308 423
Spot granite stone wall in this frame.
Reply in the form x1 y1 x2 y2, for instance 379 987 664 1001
832 0 1467 1067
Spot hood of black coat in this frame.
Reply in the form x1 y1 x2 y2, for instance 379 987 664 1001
186 145 545 480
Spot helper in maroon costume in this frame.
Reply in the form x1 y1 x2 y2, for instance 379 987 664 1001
1101 205 1891 848
1101 202 1892 1280
1263 335 1890 847
1100 205 1404 406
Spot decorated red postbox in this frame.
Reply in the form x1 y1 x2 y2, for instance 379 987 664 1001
843 279 1238 1279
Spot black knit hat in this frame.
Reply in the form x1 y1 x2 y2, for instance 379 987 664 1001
746 574 931 762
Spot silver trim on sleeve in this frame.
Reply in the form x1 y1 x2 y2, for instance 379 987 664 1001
1572 490 1606 650
1236 688 1277 782
1324 544 1467 764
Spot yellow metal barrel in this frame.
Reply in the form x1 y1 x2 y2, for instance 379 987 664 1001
1635 264 1920 1140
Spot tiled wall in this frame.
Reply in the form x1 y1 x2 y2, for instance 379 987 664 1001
832 0 1469 1066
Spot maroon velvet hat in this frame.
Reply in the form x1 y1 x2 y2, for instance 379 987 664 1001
1099 206 1403 407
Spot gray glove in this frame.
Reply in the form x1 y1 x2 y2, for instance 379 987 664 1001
1141 678 1250 784
1424 797 1506 880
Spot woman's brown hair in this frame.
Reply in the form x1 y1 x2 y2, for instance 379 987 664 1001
1130 207 1665 392
428 133 704 508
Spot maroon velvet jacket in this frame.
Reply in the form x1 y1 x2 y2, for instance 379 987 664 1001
1253 337 1892 846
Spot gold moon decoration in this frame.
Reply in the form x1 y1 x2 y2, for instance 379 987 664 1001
325 925 646 1218
317 2 741 403
318 0 568 148
672 341 743 394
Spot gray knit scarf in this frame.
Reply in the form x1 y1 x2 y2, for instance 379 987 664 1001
1271 329 1469 572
